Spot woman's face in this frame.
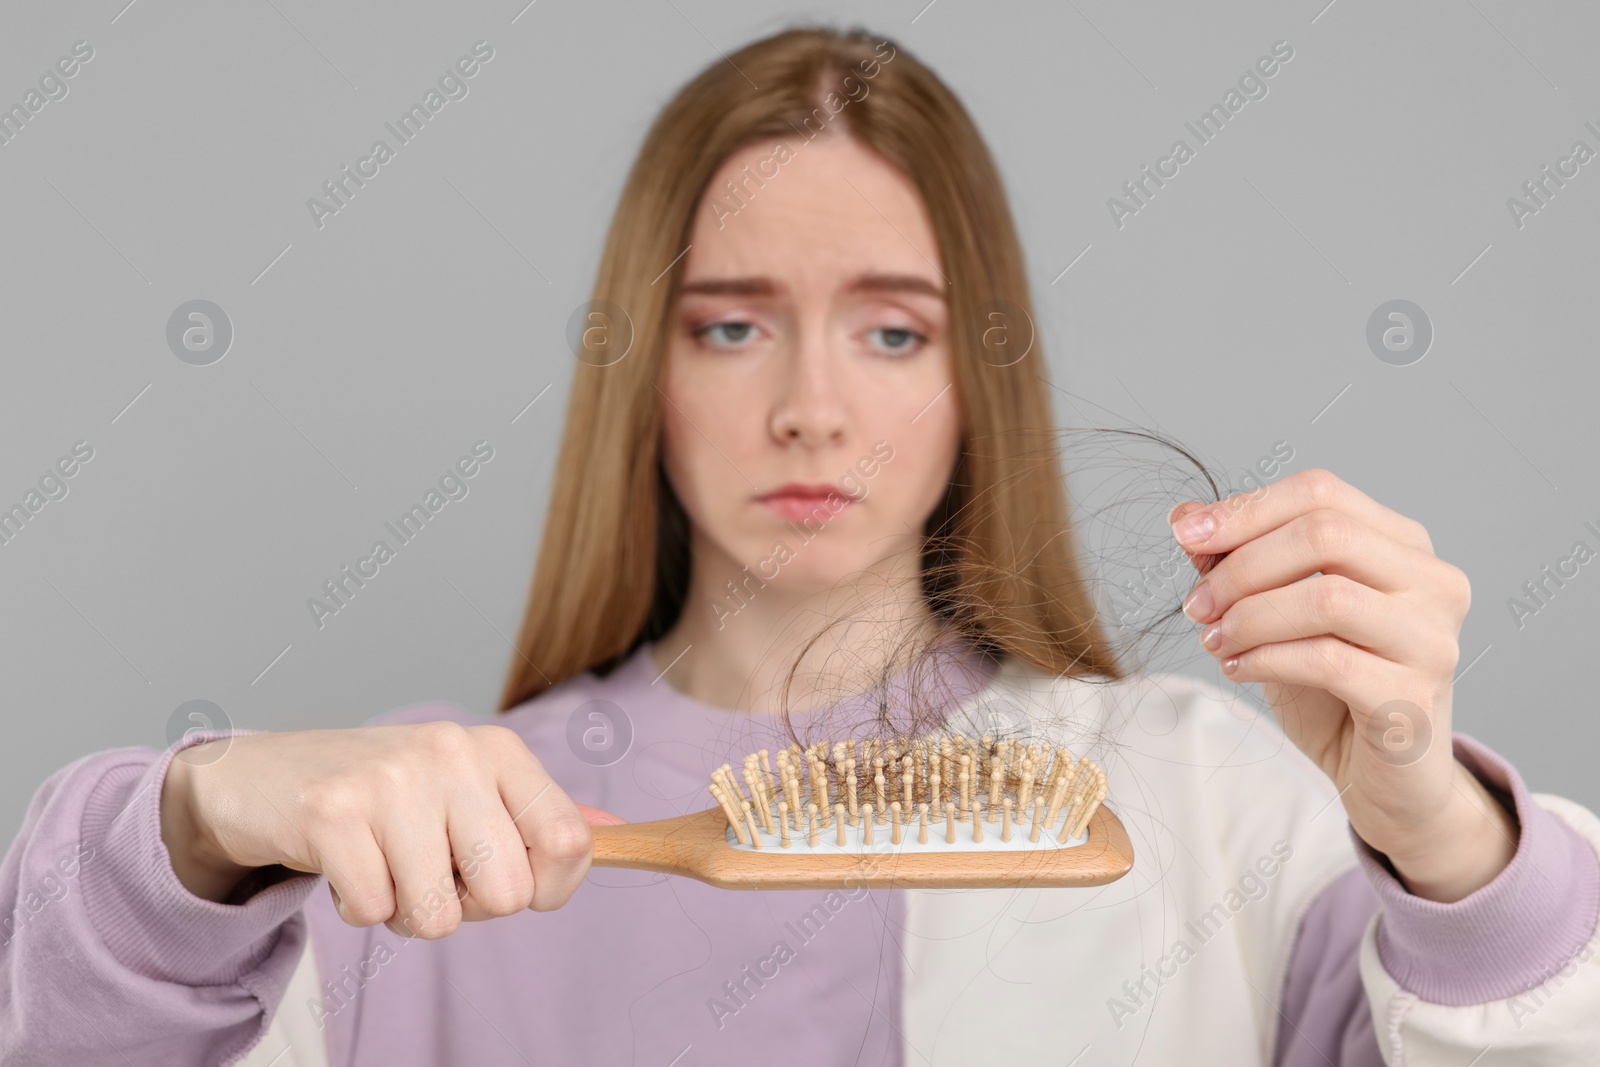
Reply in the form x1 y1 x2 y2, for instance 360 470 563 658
659 132 961 592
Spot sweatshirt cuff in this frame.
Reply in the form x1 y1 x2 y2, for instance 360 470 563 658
80 728 320 986
1349 732 1600 1005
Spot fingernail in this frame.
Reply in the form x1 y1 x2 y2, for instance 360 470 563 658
1172 509 1215 545
1182 582 1214 622
1200 624 1223 651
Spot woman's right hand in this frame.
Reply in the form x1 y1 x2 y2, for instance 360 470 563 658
158 722 620 937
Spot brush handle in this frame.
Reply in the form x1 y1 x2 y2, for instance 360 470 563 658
590 811 722 881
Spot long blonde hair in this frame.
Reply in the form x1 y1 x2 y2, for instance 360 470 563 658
498 23 1124 713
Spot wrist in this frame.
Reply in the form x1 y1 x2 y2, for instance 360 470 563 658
1382 760 1518 902
159 745 254 902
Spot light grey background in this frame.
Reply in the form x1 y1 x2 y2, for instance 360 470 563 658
2 0 1596 841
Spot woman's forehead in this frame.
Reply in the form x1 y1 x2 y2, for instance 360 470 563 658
685 137 944 295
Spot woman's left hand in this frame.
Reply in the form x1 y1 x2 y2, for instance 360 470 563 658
1168 468 1517 902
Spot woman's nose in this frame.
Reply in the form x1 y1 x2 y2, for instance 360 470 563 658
768 328 847 447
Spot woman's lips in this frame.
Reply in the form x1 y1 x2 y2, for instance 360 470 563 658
756 484 855 522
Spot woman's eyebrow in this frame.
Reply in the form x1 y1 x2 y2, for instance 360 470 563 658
678 272 948 301
847 272 948 301
677 277 778 298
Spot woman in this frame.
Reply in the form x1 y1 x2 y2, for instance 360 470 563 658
4 24 1597 1067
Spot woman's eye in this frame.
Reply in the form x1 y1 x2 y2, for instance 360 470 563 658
694 321 758 347
867 326 927 355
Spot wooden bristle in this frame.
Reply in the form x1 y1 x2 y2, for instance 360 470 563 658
1060 769 1092 837
1072 781 1107 839
759 749 775 797
814 757 832 819
1044 772 1070 831
742 801 762 848
957 754 970 815
710 784 748 844
743 763 771 834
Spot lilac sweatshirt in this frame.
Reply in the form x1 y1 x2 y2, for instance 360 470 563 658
2 641 1595 1065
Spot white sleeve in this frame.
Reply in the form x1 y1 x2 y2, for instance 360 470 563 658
235 940 330 1067
1356 792 1600 1066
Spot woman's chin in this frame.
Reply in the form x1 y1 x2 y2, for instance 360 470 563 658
745 553 912 596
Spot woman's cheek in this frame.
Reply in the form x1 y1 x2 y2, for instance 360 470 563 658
660 416 716 515
906 398 961 495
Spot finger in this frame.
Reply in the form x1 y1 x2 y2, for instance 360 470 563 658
378 812 462 939
1219 634 1440 740
1198 574 1456 674
1169 501 1227 577
1180 510 1449 624
1170 468 1435 558
577 802 627 826
485 734 594 911
457 799 617 921
521 790 594 912
314 823 396 928
447 800 534 922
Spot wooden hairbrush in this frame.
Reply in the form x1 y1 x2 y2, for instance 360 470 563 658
592 732 1133 889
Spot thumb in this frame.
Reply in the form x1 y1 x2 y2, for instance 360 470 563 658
575 802 628 826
